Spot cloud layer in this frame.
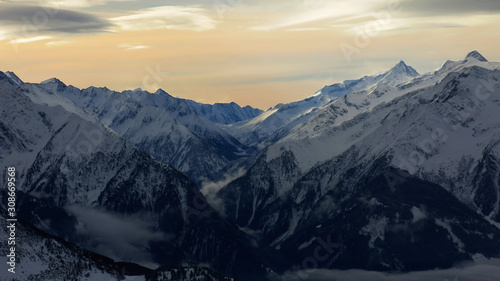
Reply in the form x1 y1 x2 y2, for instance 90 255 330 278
67 205 164 266
402 0 500 15
112 6 217 31
283 258 500 281
0 4 112 41
0 0 130 8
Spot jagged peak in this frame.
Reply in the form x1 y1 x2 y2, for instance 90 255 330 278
396 60 407 67
5 71 24 85
466 50 488 62
389 60 420 76
0 71 24 87
41 77 66 86
154 88 171 97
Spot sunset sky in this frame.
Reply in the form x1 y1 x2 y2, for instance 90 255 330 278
1 0 500 109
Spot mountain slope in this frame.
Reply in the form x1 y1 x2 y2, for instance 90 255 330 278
279 167 500 272
34 81 247 184
0 71 277 280
224 60 420 146
216 52 500 272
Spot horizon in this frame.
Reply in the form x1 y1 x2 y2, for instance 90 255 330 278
1 1 500 109
2 50 491 111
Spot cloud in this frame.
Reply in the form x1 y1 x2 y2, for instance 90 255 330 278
10 35 52 44
67 205 165 266
1 0 131 8
248 0 500 32
282 258 500 281
250 0 384 30
217 72 334 86
46 40 75 46
118 43 152 51
332 15 476 37
0 4 112 42
50 0 130 8
401 0 500 16
111 6 217 32
200 168 246 216
200 168 246 195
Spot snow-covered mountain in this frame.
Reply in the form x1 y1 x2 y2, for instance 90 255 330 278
182 99 263 125
31 80 249 184
216 51 500 272
224 60 420 146
2 50 500 280
267 51 499 174
466 50 489 62
0 72 276 280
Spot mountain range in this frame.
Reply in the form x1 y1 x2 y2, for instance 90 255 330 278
33 79 261 185
1 50 499 281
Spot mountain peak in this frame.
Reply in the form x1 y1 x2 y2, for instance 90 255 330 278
154 88 172 97
388 60 420 77
39 77 68 92
390 60 420 77
5 71 24 85
466 50 488 62
41 77 66 86
396 60 407 66
0 71 24 86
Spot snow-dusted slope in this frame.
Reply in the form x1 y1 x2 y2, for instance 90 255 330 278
33 80 246 184
268 51 500 173
183 99 263 125
0 72 274 280
217 51 500 272
225 61 420 146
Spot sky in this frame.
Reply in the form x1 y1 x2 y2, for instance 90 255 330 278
1 0 500 109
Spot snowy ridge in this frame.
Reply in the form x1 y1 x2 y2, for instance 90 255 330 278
225 60 420 146
267 52 500 172
33 80 248 183
4 71 24 85
183 99 263 125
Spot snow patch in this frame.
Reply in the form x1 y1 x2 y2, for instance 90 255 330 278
360 216 389 248
411 206 426 223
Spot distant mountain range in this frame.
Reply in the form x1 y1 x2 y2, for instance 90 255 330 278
0 72 274 280
33 78 262 185
223 60 420 146
1 51 499 281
